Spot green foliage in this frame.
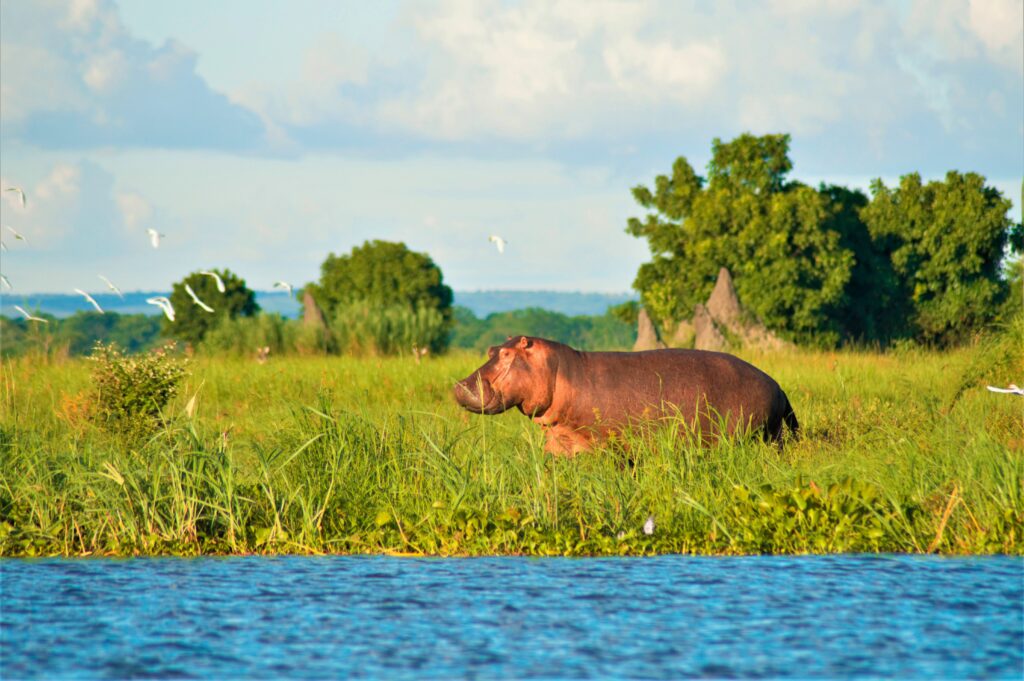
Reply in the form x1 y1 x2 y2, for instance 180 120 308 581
201 313 293 356
166 269 259 346
306 239 453 323
627 133 853 345
628 135 1020 347
88 342 188 436
608 300 639 326
329 302 450 356
861 172 1017 344
0 346 1020 557
819 185 910 343
449 307 634 352
725 478 920 553
1 312 161 358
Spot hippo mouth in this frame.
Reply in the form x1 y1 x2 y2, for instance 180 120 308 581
453 378 511 415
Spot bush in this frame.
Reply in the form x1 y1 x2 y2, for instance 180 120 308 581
202 313 291 356
89 342 188 436
330 302 449 356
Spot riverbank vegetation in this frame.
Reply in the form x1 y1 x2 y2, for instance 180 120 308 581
2 318 1020 557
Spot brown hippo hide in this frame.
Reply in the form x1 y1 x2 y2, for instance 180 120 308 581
453 335 798 455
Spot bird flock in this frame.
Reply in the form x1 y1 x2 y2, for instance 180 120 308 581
0 181 296 325
2 179 508 327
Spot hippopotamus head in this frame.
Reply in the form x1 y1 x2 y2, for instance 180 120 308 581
453 336 556 416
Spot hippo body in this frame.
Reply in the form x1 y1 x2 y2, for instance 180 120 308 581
453 336 798 454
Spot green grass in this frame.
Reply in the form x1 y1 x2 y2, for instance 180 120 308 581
1 340 1021 557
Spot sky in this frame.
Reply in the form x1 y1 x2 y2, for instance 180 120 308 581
1 0 1021 295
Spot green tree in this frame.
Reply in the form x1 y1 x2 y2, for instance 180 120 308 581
627 133 853 345
166 269 259 346
449 307 634 352
861 172 1017 344
818 184 910 344
58 312 162 355
305 240 453 352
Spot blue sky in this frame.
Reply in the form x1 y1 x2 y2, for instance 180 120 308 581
1 0 1021 294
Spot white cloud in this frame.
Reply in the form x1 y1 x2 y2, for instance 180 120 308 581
968 0 1024 68
0 0 265 150
603 36 726 97
374 0 734 141
2 164 82 247
115 192 152 231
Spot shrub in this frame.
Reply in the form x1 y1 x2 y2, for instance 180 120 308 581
89 342 188 436
330 302 449 356
202 313 291 356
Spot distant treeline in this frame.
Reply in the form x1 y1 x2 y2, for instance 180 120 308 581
0 305 635 358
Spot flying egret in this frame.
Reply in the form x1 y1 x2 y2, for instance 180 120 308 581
146 296 175 321
98 275 124 299
14 305 47 323
73 288 104 313
199 270 225 292
987 384 1024 396
489 234 507 254
0 240 6 252
146 228 165 249
273 280 293 296
185 283 214 312
1 274 11 290
4 225 28 244
5 186 26 208
643 515 655 535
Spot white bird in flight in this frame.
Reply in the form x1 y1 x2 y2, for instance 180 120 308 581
0 240 7 252
74 288 104 314
146 228 165 249
98 275 124 299
14 305 47 323
273 281 293 296
185 283 215 313
987 384 1024 396
1 274 11 290
489 234 507 254
5 186 26 208
146 296 175 321
199 270 225 293
643 515 656 536
5 225 28 244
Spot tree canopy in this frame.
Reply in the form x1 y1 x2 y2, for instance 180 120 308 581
304 240 454 354
861 172 1016 344
627 133 852 345
627 133 1021 347
306 240 453 320
166 269 259 346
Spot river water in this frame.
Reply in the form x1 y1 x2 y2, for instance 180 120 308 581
1 555 1021 679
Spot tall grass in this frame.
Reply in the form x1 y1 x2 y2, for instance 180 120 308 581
199 306 449 358
0 338 1020 557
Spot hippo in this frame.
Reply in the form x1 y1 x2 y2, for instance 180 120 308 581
453 336 798 454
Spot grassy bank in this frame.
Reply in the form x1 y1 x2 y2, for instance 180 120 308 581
1 341 1021 557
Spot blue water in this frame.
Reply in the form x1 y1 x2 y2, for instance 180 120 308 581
1 555 1021 680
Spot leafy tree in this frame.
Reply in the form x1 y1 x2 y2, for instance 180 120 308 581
818 185 910 344
861 172 1017 344
627 133 853 345
166 269 259 346
59 312 162 355
608 300 639 327
450 307 634 352
305 240 453 350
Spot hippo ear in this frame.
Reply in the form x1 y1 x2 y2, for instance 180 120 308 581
518 336 532 350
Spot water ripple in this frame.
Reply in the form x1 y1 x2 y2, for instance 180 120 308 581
1 555 1021 679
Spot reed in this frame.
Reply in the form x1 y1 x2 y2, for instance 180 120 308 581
0 337 1020 557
